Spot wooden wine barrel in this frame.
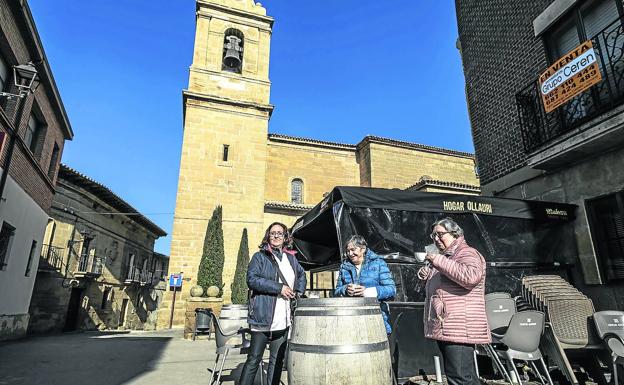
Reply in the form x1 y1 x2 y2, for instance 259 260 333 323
219 304 248 343
288 297 392 385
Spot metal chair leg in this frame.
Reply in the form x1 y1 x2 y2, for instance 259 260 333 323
486 345 514 384
193 316 197 341
216 348 229 385
508 357 523 385
209 353 220 385
529 361 546 385
613 360 618 385
539 358 554 385
474 349 481 379
259 360 265 385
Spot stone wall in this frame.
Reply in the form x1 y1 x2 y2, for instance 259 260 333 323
365 141 478 189
265 140 358 205
28 172 166 334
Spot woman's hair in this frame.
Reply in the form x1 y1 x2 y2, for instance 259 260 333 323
259 222 292 249
346 234 368 250
431 217 464 238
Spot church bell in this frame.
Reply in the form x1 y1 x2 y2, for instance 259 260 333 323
223 36 242 68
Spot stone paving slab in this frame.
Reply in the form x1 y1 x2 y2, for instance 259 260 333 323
0 329 285 385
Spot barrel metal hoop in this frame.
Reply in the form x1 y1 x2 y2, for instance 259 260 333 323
295 309 380 317
218 317 248 320
289 341 389 354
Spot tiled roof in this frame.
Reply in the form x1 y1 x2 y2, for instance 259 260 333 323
58 164 167 237
265 201 315 212
359 136 475 158
268 133 355 150
407 178 481 192
267 133 475 158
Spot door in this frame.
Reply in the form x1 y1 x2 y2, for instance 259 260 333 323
118 298 129 328
63 288 83 331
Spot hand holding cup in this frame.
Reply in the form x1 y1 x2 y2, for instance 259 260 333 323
347 283 365 297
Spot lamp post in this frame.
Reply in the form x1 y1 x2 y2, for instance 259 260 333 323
0 61 40 202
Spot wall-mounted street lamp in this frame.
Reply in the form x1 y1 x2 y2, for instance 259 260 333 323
0 61 41 202
0 62 40 99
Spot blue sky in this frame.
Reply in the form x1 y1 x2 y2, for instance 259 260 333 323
28 1 472 254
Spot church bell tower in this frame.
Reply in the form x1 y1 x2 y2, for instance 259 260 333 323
160 0 273 327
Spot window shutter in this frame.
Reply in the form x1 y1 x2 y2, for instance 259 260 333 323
548 18 581 59
582 0 620 39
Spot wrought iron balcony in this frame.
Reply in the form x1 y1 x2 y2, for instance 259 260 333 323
74 253 104 279
125 266 142 284
516 16 624 153
39 244 65 272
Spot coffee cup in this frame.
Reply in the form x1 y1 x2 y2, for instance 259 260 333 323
415 252 427 263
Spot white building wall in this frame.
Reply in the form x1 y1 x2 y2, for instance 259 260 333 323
0 169 48 340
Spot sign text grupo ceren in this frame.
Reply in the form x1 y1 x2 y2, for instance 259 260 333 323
539 40 602 113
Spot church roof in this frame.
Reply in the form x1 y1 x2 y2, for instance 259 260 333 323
267 133 475 158
265 201 315 212
407 178 481 193
358 136 475 158
268 133 355 150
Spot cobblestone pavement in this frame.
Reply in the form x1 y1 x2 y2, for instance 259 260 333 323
0 329 283 385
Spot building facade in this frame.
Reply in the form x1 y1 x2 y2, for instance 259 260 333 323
456 0 624 309
161 0 480 328
28 165 168 333
0 0 73 340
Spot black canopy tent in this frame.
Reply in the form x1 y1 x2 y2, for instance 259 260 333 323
292 186 577 268
290 186 579 378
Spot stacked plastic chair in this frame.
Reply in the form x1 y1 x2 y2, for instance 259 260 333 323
494 311 553 385
483 293 552 385
521 275 602 385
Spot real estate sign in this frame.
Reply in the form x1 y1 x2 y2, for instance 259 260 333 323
539 40 602 113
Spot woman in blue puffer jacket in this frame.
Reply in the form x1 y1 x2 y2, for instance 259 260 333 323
334 235 396 334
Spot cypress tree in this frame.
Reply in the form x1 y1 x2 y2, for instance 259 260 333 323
231 228 250 304
197 205 224 294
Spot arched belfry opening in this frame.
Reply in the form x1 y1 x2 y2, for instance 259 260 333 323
222 28 244 73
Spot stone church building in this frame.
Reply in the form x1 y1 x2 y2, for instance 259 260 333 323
161 0 479 327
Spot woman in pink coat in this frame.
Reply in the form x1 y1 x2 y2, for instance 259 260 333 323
418 217 490 385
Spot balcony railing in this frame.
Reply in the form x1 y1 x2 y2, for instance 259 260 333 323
39 244 65 272
125 267 166 286
516 16 624 152
74 253 104 278
125 266 142 284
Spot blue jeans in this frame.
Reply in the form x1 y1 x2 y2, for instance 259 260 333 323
239 328 288 385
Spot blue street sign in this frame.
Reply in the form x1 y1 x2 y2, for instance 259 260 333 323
169 273 183 288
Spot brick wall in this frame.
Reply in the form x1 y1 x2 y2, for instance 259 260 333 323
455 0 552 185
0 0 69 212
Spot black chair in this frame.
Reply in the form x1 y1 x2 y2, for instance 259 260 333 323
482 297 517 384
209 312 254 385
193 308 213 341
493 310 553 385
485 292 512 301
593 310 624 385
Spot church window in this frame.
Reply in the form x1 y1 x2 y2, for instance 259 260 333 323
222 144 229 161
222 29 244 74
291 178 303 204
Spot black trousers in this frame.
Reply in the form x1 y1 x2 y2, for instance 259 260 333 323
239 328 288 385
437 341 480 385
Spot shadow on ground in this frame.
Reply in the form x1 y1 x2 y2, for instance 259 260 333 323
0 331 171 385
